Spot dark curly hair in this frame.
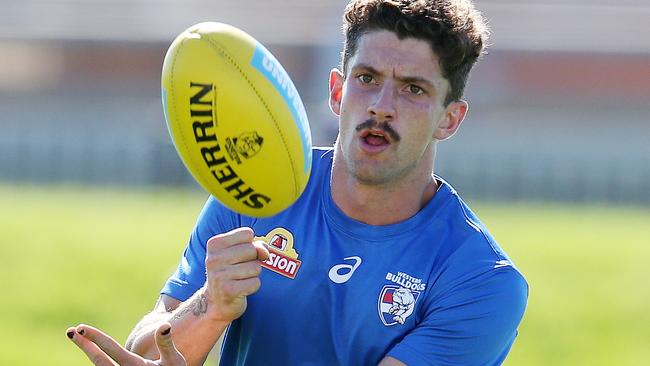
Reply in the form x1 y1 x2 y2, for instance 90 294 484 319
341 0 489 105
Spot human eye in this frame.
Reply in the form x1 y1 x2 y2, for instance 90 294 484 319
357 73 374 84
407 84 425 95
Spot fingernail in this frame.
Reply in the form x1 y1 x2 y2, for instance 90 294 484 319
67 331 74 339
77 328 85 335
161 327 171 336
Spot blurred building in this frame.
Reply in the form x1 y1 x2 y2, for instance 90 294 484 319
1 0 649 204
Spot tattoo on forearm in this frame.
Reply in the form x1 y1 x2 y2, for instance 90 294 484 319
192 293 208 316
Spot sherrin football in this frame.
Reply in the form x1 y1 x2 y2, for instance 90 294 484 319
161 22 312 217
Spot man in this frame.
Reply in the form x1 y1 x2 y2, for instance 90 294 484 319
67 0 528 365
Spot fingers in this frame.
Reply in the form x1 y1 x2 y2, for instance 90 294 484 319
226 261 263 280
233 277 262 297
207 242 260 266
66 326 116 366
72 324 138 365
207 227 254 251
155 323 186 366
206 228 269 263
207 264 262 298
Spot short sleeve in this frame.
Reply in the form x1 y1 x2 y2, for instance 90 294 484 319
387 267 528 366
160 195 242 301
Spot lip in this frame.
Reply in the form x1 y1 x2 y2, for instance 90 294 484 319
357 129 391 154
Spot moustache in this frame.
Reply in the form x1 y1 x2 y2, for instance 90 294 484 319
355 119 401 142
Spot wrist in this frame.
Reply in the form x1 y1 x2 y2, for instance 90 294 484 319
195 286 230 323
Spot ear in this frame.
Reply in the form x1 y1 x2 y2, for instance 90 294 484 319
328 68 344 116
433 100 468 141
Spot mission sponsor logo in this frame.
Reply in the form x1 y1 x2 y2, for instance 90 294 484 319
378 271 427 326
255 228 301 279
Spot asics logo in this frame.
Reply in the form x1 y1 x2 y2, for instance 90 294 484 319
328 256 362 284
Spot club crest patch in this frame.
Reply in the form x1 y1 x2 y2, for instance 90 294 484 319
255 228 301 279
378 271 426 326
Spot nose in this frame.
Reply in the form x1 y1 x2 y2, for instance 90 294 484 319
367 82 396 122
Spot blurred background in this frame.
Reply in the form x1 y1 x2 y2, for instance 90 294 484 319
1 0 649 365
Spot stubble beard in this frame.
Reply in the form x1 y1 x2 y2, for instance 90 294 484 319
342 141 419 187
334 134 421 187
348 156 419 186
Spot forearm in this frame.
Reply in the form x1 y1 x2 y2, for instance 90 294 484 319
126 288 230 366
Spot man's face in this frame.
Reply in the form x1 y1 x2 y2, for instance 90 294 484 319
329 30 466 186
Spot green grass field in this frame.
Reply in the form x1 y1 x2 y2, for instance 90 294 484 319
1 184 649 365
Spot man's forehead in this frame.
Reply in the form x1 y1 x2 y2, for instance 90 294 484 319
350 30 447 85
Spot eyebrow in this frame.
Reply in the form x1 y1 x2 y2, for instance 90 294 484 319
352 63 437 90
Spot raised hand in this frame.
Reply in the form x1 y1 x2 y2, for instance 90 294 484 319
203 227 270 322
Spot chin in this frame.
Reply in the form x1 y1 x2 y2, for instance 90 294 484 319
349 162 395 186
353 174 391 186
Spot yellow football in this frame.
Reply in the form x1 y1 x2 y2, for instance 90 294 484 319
161 22 312 217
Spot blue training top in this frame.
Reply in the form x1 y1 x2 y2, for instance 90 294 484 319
162 147 528 366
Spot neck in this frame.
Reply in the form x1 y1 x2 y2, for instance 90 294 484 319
330 145 438 226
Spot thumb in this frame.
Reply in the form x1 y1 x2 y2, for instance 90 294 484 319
155 323 186 366
253 240 270 261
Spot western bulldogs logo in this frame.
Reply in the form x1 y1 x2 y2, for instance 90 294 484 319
224 131 264 165
378 285 420 326
235 131 264 159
